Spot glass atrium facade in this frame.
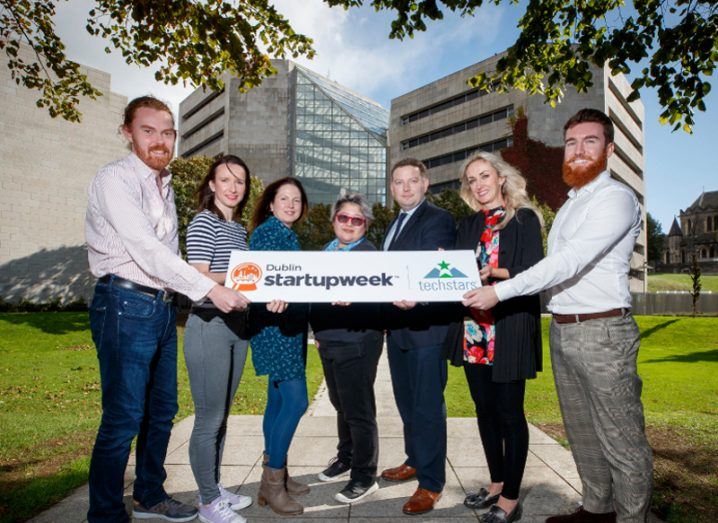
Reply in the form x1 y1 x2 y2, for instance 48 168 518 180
294 66 389 205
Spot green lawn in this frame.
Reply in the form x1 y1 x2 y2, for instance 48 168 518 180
648 273 718 292
2 313 717 523
446 315 718 523
0 312 323 523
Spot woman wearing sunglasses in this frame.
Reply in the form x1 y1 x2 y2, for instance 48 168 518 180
309 189 383 505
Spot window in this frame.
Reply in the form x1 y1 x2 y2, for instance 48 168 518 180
399 106 514 151
400 87 488 125
422 136 513 170
293 70 388 205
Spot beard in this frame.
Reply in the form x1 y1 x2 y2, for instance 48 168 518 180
562 149 608 188
137 144 173 171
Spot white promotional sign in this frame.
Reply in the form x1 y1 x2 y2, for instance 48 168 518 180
224 250 481 302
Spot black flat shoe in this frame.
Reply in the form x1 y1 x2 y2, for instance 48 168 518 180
464 487 500 509
479 502 523 523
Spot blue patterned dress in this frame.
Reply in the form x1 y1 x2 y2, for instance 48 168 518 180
248 216 308 381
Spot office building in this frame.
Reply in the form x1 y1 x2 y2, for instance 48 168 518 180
178 60 389 205
389 53 647 290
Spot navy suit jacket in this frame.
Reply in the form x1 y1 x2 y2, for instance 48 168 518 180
383 199 456 350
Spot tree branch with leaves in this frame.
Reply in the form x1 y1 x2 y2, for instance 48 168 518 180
1 0 314 122
326 0 717 132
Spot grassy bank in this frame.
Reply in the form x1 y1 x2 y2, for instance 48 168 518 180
446 315 718 523
0 312 323 523
648 273 718 292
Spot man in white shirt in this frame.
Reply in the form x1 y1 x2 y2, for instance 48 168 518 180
463 109 652 523
85 96 249 523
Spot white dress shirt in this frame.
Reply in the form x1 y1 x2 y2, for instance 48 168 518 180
494 171 640 314
85 153 215 302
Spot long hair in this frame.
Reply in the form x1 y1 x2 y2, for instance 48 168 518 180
195 155 252 222
459 151 544 230
251 177 308 230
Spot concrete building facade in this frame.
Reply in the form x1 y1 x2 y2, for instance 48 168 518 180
178 60 389 205
0 48 127 303
389 54 648 290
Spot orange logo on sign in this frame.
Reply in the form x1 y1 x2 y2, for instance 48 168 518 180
230 263 262 291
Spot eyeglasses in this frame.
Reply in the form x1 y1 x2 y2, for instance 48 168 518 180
335 213 366 226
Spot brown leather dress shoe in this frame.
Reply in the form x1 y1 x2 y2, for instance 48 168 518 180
546 506 617 523
380 463 416 482
402 488 441 515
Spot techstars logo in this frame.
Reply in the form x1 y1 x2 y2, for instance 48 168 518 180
418 260 477 292
423 260 468 279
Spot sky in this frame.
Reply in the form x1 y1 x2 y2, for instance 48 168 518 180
53 0 716 232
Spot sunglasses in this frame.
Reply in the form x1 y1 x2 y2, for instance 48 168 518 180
335 213 366 226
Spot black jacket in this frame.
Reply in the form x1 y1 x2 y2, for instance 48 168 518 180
382 200 457 350
447 208 544 382
310 239 382 344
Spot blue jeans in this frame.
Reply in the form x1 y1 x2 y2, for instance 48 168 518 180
263 378 308 469
87 278 179 523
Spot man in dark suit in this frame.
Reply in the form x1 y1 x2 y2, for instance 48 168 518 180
380 158 456 515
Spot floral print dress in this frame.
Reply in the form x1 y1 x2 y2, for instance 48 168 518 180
464 207 505 365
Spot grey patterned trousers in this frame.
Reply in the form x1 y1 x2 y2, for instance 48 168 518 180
550 313 653 522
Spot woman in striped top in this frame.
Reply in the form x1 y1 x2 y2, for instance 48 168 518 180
183 155 253 523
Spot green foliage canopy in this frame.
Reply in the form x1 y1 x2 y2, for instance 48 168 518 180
326 0 717 132
0 0 314 122
3 0 715 130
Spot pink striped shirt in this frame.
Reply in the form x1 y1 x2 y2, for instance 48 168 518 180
85 153 215 302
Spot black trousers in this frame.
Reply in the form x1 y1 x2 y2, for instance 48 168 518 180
464 363 528 500
319 331 383 483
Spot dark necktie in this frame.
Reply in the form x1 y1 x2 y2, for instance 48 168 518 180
387 212 407 250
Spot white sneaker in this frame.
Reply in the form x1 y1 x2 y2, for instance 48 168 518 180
198 498 246 523
218 482 253 511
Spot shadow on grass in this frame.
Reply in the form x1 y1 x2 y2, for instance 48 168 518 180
0 458 89 523
0 459 45 474
0 311 90 335
651 434 718 523
642 348 718 364
639 319 679 340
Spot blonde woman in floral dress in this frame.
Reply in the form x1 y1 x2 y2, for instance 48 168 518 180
451 152 544 523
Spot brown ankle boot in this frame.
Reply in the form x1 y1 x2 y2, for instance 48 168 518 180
263 452 310 496
285 463 310 496
257 465 303 516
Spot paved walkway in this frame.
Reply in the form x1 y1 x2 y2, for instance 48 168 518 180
33 352 587 522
